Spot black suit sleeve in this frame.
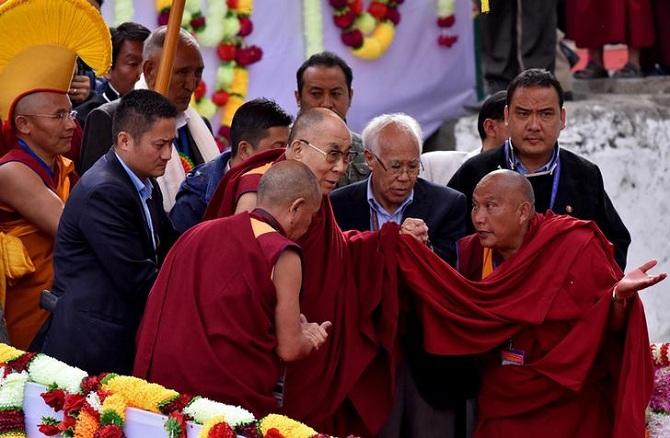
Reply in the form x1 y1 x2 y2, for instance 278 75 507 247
430 191 467 266
78 185 159 300
80 108 113 175
593 167 631 270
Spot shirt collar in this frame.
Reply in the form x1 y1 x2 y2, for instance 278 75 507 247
366 176 414 217
176 111 189 130
103 82 120 102
506 139 560 175
114 151 153 201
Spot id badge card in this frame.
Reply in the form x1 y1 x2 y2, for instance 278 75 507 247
501 347 525 366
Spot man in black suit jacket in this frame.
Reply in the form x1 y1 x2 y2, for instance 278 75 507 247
448 69 630 269
42 90 178 375
330 114 472 438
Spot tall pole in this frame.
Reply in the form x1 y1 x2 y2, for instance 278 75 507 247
154 0 185 95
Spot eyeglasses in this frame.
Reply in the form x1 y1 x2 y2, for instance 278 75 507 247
298 139 359 165
16 110 77 122
368 149 423 177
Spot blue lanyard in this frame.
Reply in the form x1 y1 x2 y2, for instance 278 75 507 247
17 139 55 180
504 141 561 210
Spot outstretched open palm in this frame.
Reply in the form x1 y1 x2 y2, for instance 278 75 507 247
615 260 668 301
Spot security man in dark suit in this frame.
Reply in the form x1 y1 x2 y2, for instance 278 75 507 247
330 113 473 438
42 90 178 375
448 69 630 270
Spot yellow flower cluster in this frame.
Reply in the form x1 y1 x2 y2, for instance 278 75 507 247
222 95 245 127
235 0 253 15
197 416 227 438
155 0 172 11
259 414 317 438
101 393 127 423
352 22 395 60
73 408 99 438
0 433 26 438
230 68 249 97
0 343 24 364
101 375 178 413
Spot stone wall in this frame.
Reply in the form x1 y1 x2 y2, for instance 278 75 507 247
454 94 670 341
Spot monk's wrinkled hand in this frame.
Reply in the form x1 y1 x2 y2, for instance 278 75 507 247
301 319 331 351
399 218 429 244
614 259 668 301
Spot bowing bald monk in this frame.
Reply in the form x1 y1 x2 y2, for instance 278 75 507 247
0 0 110 349
202 107 429 436
442 169 665 437
134 160 331 418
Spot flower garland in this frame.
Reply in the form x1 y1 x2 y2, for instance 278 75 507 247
652 343 670 367
436 0 458 48
302 0 324 58
0 344 359 438
114 0 134 26
647 346 670 438
156 0 262 147
328 0 402 60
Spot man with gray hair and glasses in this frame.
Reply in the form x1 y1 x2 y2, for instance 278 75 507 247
330 113 471 438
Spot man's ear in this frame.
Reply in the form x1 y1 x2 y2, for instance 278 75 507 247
504 105 510 126
143 60 156 89
294 89 301 109
13 115 30 135
289 197 306 216
237 141 253 161
518 201 532 223
560 107 567 130
289 139 304 159
348 88 354 106
363 149 375 168
483 119 497 139
116 131 132 151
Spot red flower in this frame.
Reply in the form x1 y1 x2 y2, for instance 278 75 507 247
234 422 262 438
80 375 102 394
437 14 455 28
264 428 285 438
212 90 230 107
226 0 238 8
341 29 364 48
158 9 170 26
0 409 25 431
238 16 254 37
63 394 86 414
7 352 36 372
235 45 263 66
194 81 207 101
348 0 363 15
386 8 401 25
38 423 61 436
218 125 231 141
160 393 194 416
329 0 348 7
191 15 206 31
333 10 356 29
59 414 77 431
95 424 124 438
209 421 235 438
216 42 237 62
368 1 388 20
438 34 459 47
41 389 66 412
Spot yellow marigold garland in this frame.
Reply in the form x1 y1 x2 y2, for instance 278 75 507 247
0 344 23 364
101 374 178 413
259 414 317 438
73 408 99 438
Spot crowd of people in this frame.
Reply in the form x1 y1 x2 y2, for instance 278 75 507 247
0 0 668 438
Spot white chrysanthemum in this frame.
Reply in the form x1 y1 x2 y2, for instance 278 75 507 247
0 371 28 408
648 412 670 438
183 397 255 426
28 354 87 393
86 391 102 412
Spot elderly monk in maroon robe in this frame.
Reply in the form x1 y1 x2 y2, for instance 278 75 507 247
400 170 664 438
134 161 330 417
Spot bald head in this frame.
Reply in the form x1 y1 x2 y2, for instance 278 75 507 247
258 160 321 209
142 26 199 60
288 107 345 144
478 169 535 209
471 170 535 260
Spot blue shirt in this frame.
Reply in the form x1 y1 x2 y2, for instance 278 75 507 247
506 140 559 175
114 152 156 248
366 177 414 230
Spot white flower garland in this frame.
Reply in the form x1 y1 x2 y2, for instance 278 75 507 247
28 354 87 394
197 0 228 47
0 369 28 409
114 0 134 26
183 396 255 427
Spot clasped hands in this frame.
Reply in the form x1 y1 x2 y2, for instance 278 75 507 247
399 217 429 245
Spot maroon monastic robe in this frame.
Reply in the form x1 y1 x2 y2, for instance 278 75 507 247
566 0 655 49
133 211 300 417
204 152 652 438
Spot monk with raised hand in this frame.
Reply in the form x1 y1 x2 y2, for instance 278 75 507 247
453 169 666 438
134 160 330 418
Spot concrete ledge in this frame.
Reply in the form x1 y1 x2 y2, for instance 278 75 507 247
573 76 670 97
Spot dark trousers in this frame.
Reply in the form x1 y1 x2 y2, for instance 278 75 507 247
480 0 558 93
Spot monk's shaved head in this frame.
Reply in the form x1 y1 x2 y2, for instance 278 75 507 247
477 169 535 209
257 160 321 209
288 107 343 144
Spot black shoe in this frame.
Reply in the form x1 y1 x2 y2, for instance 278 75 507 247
612 62 642 79
574 61 608 79
559 41 580 68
